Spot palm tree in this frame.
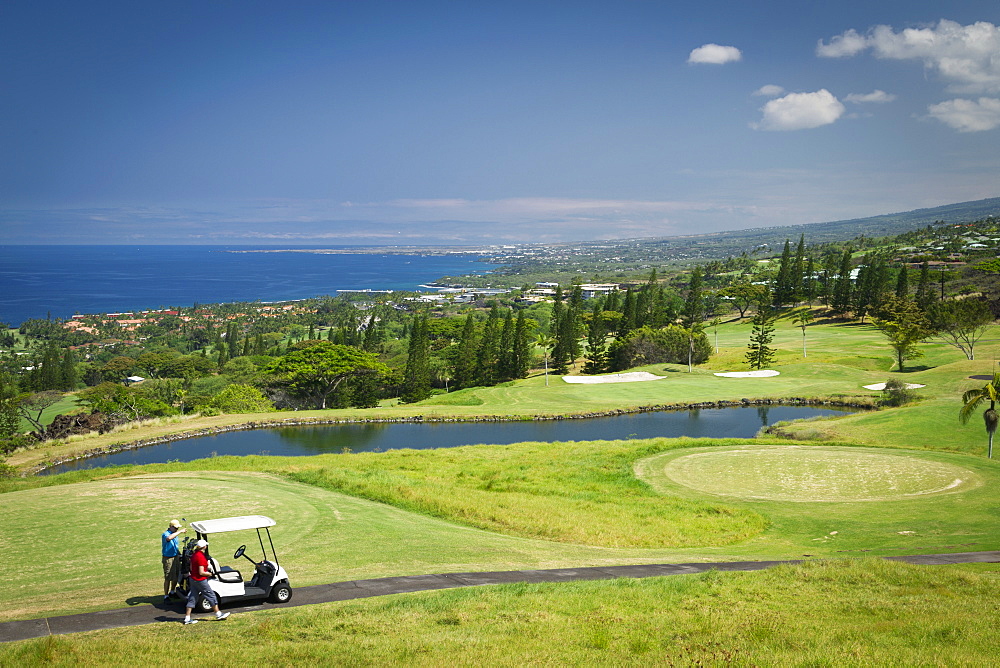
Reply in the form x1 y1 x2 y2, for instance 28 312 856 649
791 308 813 358
709 316 722 354
960 373 1000 459
535 334 555 387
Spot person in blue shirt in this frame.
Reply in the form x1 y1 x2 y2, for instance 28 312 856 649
161 519 186 602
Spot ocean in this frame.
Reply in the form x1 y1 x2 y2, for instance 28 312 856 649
0 245 496 326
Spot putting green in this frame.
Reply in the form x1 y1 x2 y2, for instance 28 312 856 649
638 445 981 502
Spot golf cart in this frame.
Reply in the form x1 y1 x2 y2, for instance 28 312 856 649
180 515 292 612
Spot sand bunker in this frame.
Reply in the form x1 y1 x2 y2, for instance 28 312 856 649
713 370 780 378
562 372 665 384
863 382 925 390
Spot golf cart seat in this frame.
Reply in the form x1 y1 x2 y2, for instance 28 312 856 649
216 568 243 584
208 557 243 583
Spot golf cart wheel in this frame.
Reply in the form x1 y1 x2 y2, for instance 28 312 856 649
196 596 214 613
269 582 292 604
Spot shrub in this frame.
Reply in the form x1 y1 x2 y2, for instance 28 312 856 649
207 384 275 414
608 326 711 371
0 433 35 456
880 378 915 407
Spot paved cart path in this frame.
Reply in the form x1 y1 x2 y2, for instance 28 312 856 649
2 551 997 643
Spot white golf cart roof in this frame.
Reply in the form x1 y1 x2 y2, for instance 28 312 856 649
190 515 276 535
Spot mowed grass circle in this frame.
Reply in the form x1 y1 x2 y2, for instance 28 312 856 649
649 445 980 502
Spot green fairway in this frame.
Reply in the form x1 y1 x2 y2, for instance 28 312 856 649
4 437 999 624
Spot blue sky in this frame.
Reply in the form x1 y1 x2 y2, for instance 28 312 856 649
2 1 999 245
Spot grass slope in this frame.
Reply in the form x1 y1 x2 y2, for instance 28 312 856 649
3 316 1000 661
3 438 999 623
3 560 999 666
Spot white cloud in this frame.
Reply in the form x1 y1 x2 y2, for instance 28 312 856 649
845 90 896 104
927 98 1000 132
753 84 786 97
818 20 1000 93
753 90 846 131
816 28 868 57
688 43 742 65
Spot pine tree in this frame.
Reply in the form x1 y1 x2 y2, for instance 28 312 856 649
401 315 432 403
634 288 651 330
474 305 502 386
512 309 532 379
915 261 934 311
895 265 909 299
453 314 479 389
682 267 704 328
568 284 584 363
60 349 77 390
362 313 383 352
569 281 585 312
38 346 60 390
0 372 20 438
854 253 889 323
498 310 516 381
802 257 817 304
550 285 565 340
745 304 777 370
772 239 794 307
634 270 657 328
792 235 806 301
645 286 662 327
552 306 577 373
619 287 637 336
831 249 854 313
583 301 608 374
227 323 240 359
604 290 621 325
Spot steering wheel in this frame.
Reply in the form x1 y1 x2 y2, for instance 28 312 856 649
234 544 246 560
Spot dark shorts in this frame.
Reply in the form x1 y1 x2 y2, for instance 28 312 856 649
186 577 218 609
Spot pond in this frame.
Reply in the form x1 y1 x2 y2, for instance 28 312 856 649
43 405 853 474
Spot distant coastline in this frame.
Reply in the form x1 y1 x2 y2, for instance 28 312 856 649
227 246 498 256
0 246 496 326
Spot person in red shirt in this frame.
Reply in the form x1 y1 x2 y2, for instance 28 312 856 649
183 539 231 625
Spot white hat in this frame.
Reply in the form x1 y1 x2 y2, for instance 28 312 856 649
195 539 209 548
168 519 182 528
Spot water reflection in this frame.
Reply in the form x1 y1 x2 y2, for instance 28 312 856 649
273 424 390 453
757 406 770 426
44 405 853 474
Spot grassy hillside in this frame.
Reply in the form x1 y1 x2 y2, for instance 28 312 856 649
2 314 1000 662
3 560 999 665
3 435 998 624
